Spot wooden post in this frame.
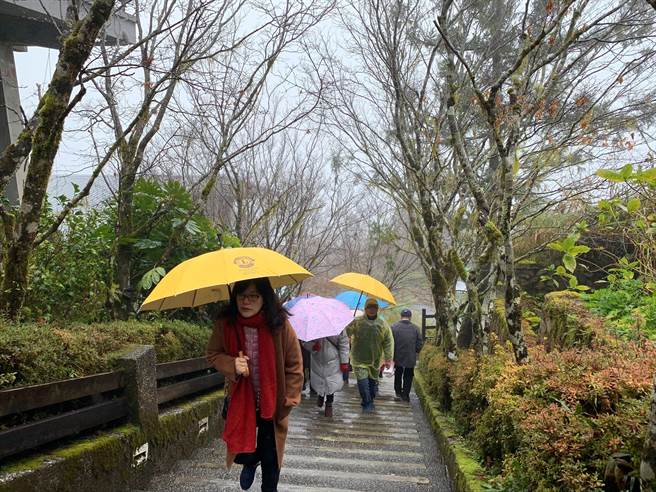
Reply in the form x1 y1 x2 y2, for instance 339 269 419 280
421 308 427 340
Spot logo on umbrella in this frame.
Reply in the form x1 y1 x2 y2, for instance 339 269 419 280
234 256 256 268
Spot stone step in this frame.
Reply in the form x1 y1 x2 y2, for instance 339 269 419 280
162 465 432 492
286 433 422 448
282 443 425 461
283 453 427 472
287 427 420 441
288 423 419 436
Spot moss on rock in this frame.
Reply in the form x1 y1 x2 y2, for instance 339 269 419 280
414 371 490 492
540 291 606 351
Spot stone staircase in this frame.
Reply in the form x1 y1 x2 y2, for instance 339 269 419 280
138 376 452 491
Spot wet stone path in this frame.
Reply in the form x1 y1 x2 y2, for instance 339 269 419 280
138 376 453 491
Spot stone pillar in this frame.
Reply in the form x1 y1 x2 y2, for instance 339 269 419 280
118 345 159 434
0 43 28 205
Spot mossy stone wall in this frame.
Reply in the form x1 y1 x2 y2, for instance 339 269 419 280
414 371 487 492
0 389 224 492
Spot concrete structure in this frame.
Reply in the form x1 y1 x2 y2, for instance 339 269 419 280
0 0 136 204
118 345 159 435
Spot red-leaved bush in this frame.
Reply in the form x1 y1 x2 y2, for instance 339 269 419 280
418 333 656 491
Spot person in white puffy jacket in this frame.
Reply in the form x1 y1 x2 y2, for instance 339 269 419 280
303 329 350 417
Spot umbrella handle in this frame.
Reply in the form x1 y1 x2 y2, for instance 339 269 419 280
239 350 250 377
354 291 363 316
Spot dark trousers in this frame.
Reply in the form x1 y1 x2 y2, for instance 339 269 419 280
394 366 414 398
234 418 279 491
356 378 378 409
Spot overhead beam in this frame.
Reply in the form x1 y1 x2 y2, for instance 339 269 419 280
0 0 136 48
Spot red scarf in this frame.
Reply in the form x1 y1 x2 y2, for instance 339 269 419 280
222 312 277 455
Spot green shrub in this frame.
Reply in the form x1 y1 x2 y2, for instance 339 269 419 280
418 344 451 410
23 179 226 323
0 320 212 389
449 346 514 436
584 278 656 341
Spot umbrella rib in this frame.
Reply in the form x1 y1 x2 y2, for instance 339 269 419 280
191 289 198 308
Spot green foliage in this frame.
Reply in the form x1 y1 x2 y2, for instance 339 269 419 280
0 319 211 389
22 178 227 322
595 163 656 286
127 179 222 296
26 194 114 322
542 231 591 292
584 275 656 341
596 164 656 187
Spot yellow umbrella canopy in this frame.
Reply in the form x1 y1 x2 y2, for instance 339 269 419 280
329 272 396 305
140 247 313 311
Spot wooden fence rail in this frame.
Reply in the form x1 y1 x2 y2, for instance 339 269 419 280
0 350 223 462
0 370 125 418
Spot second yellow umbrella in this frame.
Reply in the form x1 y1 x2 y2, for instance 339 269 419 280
329 272 396 305
140 247 312 311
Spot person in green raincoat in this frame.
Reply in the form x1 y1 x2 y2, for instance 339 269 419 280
345 297 394 413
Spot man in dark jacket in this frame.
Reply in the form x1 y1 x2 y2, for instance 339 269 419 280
391 309 423 402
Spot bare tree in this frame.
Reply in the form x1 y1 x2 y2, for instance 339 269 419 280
327 0 466 352
91 0 247 318
0 0 117 320
434 0 656 362
330 195 422 294
44 0 334 318
216 126 354 277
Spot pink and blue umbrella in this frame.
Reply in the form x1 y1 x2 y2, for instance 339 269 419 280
335 290 389 310
287 296 353 341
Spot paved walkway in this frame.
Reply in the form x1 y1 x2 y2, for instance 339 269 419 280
139 376 452 491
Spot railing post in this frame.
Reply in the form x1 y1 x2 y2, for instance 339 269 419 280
422 308 427 340
118 345 158 434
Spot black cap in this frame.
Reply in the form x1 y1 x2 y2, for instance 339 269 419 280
400 308 412 318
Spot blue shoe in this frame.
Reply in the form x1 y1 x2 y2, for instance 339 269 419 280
362 402 375 414
240 464 257 490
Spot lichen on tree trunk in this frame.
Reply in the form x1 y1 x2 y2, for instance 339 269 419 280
0 0 116 319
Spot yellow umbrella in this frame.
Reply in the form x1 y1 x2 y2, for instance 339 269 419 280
140 247 312 311
329 272 396 306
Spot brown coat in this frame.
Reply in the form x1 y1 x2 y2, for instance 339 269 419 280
206 318 303 469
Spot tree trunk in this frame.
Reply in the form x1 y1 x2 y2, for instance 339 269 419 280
428 266 456 354
113 165 137 319
0 0 115 319
500 151 529 364
642 373 656 490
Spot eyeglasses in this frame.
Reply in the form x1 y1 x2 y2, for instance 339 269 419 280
237 293 261 302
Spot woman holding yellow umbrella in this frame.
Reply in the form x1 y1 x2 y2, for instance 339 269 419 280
207 277 303 491
141 247 310 492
